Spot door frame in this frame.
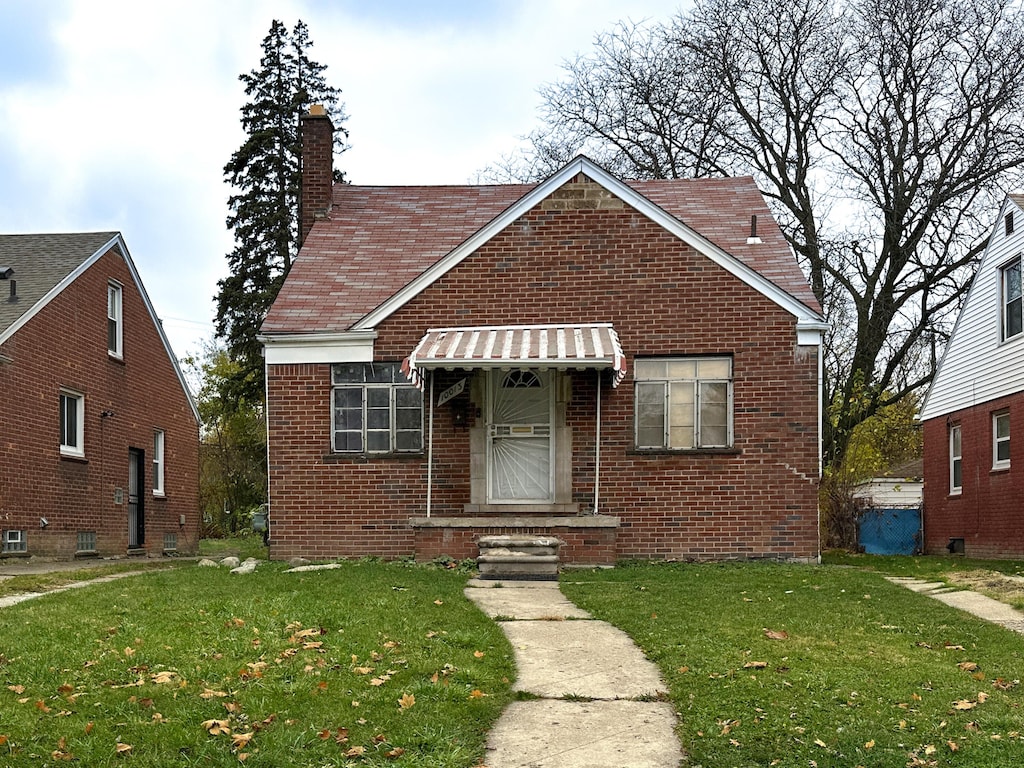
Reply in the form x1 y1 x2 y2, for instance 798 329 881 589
128 448 145 549
485 368 555 503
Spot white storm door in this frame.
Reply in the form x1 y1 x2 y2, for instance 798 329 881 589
487 369 554 502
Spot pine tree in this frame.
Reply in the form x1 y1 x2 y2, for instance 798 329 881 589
215 19 347 402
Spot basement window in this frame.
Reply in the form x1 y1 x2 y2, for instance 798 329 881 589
2 530 27 553
77 531 97 553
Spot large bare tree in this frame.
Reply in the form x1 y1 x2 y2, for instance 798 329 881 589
496 0 1024 467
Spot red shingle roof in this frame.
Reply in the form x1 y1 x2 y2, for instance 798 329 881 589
262 173 819 335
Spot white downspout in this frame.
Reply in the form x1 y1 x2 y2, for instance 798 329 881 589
593 372 602 515
426 370 435 518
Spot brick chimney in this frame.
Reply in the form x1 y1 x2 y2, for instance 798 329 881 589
299 105 334 248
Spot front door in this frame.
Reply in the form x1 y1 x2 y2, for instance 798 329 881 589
486 369 554 502
128 448 145 549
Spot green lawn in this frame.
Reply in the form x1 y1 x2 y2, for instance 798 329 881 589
562 561 1024 767
0 561 514 767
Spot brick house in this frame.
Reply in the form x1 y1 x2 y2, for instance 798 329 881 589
920 195 1024 558
0 233 199 559
259 109 826 565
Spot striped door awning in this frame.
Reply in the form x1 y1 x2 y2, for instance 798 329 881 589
402 323 627 389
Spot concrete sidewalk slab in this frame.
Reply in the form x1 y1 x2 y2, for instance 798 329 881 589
465 582 591 620
886 576 1024 633
499 619 666 699
484 699 680 768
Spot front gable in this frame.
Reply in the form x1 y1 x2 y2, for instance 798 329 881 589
920 195 1024 421
356 157 822 336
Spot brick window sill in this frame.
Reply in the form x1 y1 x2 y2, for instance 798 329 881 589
59 453 88 464
628 448 742 457
322 452 425 464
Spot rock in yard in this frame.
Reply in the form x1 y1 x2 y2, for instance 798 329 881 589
219 557 241 569
198 558 219 567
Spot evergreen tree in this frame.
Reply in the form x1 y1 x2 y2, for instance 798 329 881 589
215 19 347 401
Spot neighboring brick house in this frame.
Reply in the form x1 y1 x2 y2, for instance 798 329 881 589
259 109 826 565
0 233 199 559
920 195 1024 558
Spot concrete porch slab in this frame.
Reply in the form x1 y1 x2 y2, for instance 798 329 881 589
465 582 591 620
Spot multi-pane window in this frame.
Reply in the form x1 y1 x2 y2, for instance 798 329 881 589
153 429 165 495
993 411 1010 469
107 282 123 357
1002 257 1023 340
76 531 97 553
2 530 26 553
949 424 962 493
59 389 84 456
634 357 733 449
331 363 422 454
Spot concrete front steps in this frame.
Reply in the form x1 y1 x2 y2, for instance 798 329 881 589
476 535 563 580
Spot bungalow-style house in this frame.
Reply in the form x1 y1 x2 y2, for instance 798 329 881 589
259 108 826 565
920 194 1024 558
0 233 199 559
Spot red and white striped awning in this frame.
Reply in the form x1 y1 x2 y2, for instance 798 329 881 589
402 323 627 389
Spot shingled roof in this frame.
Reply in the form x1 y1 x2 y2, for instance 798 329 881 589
263 162 820 336
0 232 119 336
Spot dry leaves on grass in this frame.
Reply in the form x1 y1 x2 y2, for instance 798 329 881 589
398 693 415 710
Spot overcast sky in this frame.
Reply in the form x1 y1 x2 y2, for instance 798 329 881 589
0 0 685 361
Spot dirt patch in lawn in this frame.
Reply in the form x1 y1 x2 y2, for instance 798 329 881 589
944 570 1024 611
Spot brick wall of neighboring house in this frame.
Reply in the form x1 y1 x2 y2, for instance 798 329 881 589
267 193 820 562
923 392 1024 558
0 248 199 559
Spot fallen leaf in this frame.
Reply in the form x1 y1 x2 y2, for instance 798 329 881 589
864 739 875 749
202 718 232 736
7 685 24 694
743 661 768 669
993 678 1017 690
35 700 51 713
345 746 366 757
814 738 827 748
469 689 486 699
764 628 789 640
200 688 228 699
57 684 74 695
84 722 94 735
433 600 443 605
474 651 485 658
947 740 958 752
123 647 135 657
373 734 387 744
386 747 406 758
151 671 177 684
977 691 990 703
678 666 690 674
353 667 374 675
924 744 937 755
115 743 132 754
958 662 978 672
944 643 965 651
399 693 415 710
231 732 254 750
952 700 977 710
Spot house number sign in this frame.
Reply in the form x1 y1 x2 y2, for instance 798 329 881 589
437 378 466 407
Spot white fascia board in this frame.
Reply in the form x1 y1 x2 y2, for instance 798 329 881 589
796 320 828 346
353 156 825 331
261 330 378 365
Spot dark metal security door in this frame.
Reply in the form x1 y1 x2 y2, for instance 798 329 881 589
128 449 145 548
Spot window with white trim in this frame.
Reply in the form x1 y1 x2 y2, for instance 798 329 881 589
59 389 85 456
634 357 733 449
107 281 123 357
331 363 423 454
153 429 165 495
993 411 1010 470
2 530 26 553
1001 257 1023 341
949 424 962 494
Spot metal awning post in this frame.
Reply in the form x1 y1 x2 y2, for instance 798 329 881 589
426 370 434 518
594 371 602 515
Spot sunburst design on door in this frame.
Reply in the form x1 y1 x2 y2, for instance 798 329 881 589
488 370 553 501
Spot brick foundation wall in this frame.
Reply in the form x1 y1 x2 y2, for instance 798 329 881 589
267 184 820 562
0 248 199 559
923 393 1024 558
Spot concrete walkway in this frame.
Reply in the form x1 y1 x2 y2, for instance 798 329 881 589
886 577 1024 633
465 579 684 768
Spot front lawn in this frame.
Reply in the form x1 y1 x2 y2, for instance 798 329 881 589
0 561 514 767
562 561 1024 767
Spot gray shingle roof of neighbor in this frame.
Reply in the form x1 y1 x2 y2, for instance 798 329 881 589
0 232 119 335
263 173 821 335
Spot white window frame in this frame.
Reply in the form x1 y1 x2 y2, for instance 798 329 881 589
331 363 423 454
634 357 734 450
949 424 962 494
153 429 165 496
107 281 123 358
2 530 26 553
59 389 85 457
993 411 1010 470
1001 256 1023 342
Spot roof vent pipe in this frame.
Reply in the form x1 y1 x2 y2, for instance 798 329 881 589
746 214 762 245
8 280 15 301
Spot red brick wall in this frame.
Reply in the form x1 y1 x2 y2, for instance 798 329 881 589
267 197 820 562
0 248 200 558
923 393 1024 558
